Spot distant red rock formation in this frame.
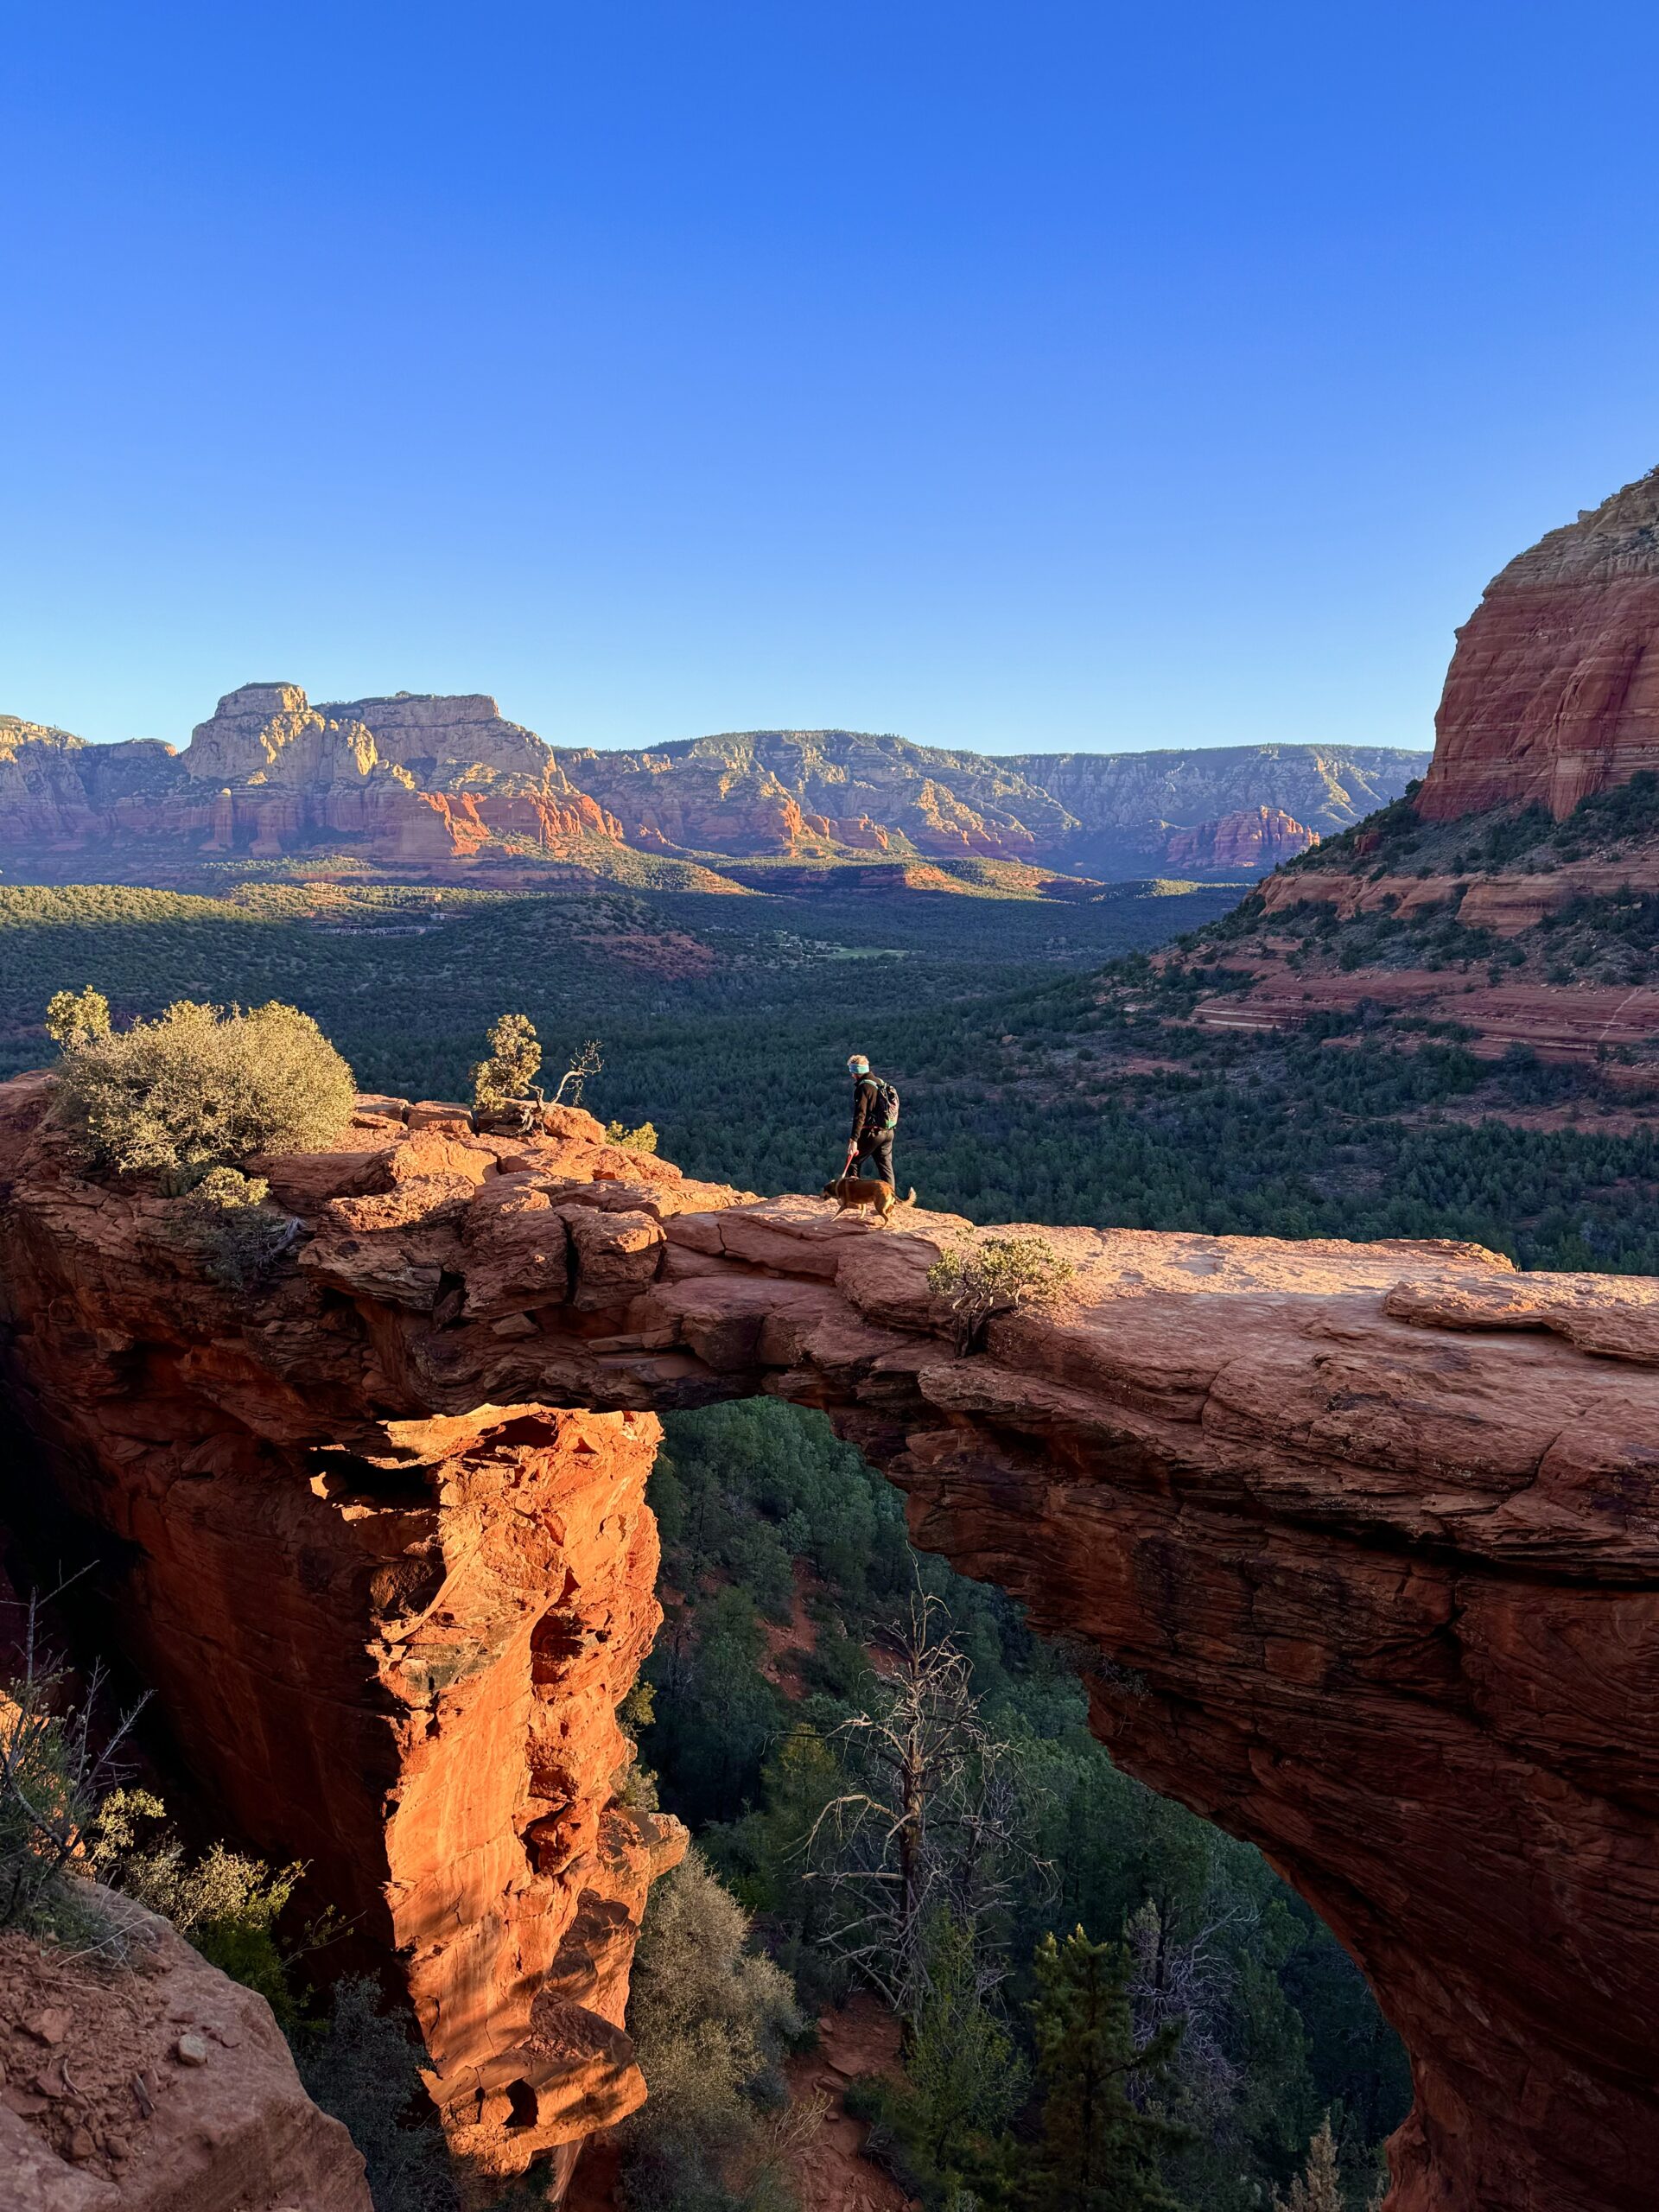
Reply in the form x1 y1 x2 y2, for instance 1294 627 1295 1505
0 686 626 868
554 733 1422 874
1161 804 1319 872
2 697 1426 882
1420 464 1659 820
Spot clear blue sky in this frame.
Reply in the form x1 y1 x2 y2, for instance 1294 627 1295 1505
4 3 1657 757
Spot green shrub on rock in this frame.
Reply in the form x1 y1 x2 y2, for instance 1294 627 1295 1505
471 1010 542 1112
44 984 111 1051
174 1166 300 1289
48 995 355 1179
607 1117 660 1154
927 1232 1075 1351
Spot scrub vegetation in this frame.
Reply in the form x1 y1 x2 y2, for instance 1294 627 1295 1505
625 1400 1404 2211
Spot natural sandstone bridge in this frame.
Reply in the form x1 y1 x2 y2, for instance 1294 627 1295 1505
2 1077 1656 2211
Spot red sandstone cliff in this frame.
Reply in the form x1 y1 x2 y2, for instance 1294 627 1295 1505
1135 467 1659 1060
0 687 627 869
1160 804 1318 872
2 1081 1657 2209
1419 463 1659 821
0 1086 705 2196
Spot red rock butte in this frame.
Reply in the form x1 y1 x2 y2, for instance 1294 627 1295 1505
2 1080 1657 2209
1420 461 1659 821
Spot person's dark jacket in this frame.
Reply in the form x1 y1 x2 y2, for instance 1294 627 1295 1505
849 1074 885 1147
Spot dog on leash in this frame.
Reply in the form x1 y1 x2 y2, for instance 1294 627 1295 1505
819 1173 917 1224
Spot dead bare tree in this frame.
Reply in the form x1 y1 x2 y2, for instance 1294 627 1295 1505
551 1039 603 1108
804 1588 1044 2018
0 1585 148 1937
1125 1894 1247 2127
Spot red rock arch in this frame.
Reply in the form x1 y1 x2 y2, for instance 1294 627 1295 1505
2 1077 1656 2210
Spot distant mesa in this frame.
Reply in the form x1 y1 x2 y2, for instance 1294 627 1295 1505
0 685 625 873
0 683 1424 883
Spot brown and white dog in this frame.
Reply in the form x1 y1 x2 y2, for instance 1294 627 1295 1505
819 1174 917 1224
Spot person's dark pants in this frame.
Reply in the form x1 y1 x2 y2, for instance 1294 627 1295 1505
855 1132 894 1185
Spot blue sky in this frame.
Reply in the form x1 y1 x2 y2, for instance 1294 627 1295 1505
4 3 1657 758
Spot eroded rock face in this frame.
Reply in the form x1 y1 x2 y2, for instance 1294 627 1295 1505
555 731 1421 873
0 688 625 865
1160 804 1318 872
0 1084 693 2194
1419 463 1659 820
1 1082 1656 2209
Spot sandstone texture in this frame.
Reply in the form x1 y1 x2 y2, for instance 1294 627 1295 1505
1 1082 1656 2209
0 1083 695 2194
0 1899 369 2211
1130 468 1659 1065
1420 462 1659 821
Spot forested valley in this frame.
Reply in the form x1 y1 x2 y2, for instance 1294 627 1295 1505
5 869 1657 1271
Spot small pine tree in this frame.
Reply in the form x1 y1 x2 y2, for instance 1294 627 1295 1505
1020 1925 1185 2212
471 1012 542 1109
907 1909 1023 2177
1273 2115 1344 2212
45 985 111 1052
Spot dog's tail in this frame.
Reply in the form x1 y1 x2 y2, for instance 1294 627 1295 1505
903 1187 917 1206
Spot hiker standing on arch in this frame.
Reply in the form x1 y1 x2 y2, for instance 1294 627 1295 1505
843 1053 899 1186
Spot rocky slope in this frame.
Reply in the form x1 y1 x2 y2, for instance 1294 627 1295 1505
1 1079 1655 2210
0 693 1422 882
0 1902 371 2211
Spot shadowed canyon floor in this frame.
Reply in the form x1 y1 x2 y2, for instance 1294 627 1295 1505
1 1081 1656 2208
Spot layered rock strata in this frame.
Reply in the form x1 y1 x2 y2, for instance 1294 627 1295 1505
1 701 1423 877
2 1081 1657 2209
1419 462 1659 820
179 685 626 862
1160 804 1318 872
556 732 1421 873
0 1086 696 2195
0 688 626 866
